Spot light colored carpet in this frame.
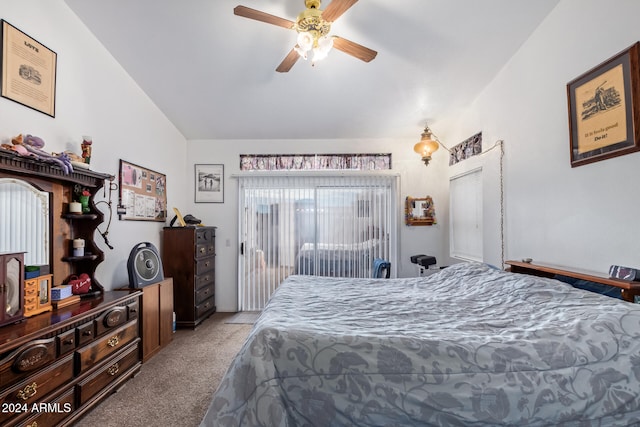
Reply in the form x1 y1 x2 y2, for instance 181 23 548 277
75 312 252 427
225 311 261 324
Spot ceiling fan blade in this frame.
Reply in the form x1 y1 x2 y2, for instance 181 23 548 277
322 0 358 22
276 48 301 73
234 5 295 29
332 36 377 62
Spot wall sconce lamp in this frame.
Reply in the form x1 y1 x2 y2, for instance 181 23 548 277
414 126 440 166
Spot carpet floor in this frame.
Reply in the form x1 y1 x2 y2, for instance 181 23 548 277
75 312 252 427
224 311 261 324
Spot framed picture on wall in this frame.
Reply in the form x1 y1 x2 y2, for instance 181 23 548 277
1 20 57 117
118 159 167 221
567 42 640 167
195 164 224 203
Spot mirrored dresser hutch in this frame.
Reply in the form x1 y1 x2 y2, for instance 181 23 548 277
0 150 142 426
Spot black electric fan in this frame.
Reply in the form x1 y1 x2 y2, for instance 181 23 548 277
127 242 164 288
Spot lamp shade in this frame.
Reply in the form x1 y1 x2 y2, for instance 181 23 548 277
414 127 439 157
297 32 314 52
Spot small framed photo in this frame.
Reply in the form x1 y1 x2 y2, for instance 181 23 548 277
567 42 640 167
195 164 224 203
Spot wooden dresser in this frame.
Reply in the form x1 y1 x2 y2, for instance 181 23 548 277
0 291 141 427
162 227 216 329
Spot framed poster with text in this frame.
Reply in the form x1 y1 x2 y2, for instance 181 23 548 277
1 20 57 117
567 42 640 167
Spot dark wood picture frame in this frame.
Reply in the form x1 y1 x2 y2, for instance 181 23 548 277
1 20 57 117
118 159 167 221
567 42 640 167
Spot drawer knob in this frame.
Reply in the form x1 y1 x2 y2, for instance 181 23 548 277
63 338 74 345
107 363 119 376
17 382 37 400
107 336 120 347
82 330 93 337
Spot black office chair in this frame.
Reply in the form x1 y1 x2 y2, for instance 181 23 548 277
373 258 391 278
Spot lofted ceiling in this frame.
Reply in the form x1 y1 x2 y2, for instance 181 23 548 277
64 0 560 141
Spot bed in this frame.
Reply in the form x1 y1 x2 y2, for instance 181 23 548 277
294 239 379 277
201 262 640 426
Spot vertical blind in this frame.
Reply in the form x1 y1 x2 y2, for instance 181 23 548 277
238 173 398 311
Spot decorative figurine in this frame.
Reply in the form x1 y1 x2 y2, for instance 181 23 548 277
81 136 92 164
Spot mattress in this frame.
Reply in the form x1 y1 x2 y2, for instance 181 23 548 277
294 239 379 277
201 262 640 426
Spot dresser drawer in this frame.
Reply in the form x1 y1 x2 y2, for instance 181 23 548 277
194 271 214 291
195 297 215 320
21 387 75 427
127 300 139 321
76 321 95 347
0 355 74 425
76 321 138 373
76 341 140 406
195 256 215 275
57 329 76 356
94 305 128 336
195 283 215 306
24 294 38 306
195 228 215 259
1 338 57 389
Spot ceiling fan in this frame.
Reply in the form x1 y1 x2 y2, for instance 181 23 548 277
234 0 377 72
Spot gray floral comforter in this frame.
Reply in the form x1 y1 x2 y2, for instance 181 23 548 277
201 262 640 426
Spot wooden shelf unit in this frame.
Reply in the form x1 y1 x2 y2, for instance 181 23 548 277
506 260 640 302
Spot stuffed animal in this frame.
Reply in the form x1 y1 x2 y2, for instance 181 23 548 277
6 134 74 174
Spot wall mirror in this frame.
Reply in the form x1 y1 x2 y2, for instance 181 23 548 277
405 196 436 226
0 178 51 266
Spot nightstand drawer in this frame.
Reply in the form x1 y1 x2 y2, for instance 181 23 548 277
76 320 138 373
77 341 140 406
0 355 73 425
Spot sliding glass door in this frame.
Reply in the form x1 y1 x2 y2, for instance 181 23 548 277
238 174 398 311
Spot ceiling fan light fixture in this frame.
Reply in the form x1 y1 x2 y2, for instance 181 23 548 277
312 35 334 62
297 31 314 52
234 0 377 72
294 44 308 60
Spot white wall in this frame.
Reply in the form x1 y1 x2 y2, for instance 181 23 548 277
0 1 188 289
187 138 449 312
439 0 640 273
